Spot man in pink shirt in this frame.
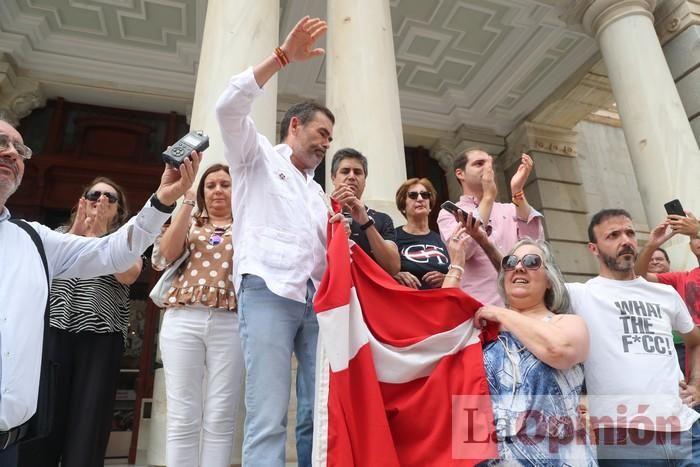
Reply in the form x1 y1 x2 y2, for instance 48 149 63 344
437 148 543 305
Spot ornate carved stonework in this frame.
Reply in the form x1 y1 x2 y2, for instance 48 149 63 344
506 122 578 165
0 55 45 125
655 0 700 44
572 0 657 37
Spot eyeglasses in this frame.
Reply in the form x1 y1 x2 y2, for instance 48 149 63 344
0 134 32 160
84 190 119 204
407 191 431 200
501 254 543 271
209 226 226 246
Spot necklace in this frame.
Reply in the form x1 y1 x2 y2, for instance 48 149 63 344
208 222 231 246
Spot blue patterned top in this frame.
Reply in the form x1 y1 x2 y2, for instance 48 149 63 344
479 330 597 467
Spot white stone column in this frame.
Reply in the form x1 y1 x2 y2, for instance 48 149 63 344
657 1 700 143
325 0 406 221
189 0 280 164
147 1 279 465
577 0 700 270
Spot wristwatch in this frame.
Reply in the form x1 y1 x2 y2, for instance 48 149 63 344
150 193 176 213
359 217 375 231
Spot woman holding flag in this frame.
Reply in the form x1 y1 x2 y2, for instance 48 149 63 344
445 226 596 466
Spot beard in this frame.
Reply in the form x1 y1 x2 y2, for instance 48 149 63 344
600 247 637 272
0 174 21 206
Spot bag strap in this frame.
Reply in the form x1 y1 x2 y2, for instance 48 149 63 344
9 219 53 438
9 219 50 297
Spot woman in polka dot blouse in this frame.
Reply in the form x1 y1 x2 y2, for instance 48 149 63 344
151 163 243 467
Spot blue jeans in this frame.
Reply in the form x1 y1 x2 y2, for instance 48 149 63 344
238 275 318 467
597 419 700 466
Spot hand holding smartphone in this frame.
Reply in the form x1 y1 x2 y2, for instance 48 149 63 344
441 201 476 226
664 199 686 217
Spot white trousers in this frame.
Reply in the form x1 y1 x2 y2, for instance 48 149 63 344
159 306 244 467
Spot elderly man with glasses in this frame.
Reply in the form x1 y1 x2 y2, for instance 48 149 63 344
0 119 201 466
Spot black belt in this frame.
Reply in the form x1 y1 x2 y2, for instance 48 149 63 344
0 423 29 450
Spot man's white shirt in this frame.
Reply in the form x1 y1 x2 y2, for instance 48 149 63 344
216 67 327 303
567 276 699 431
0 201 169 430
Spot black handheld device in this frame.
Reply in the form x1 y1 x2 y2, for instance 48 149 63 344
440 200 463 217
162 131 209 166
440 200 476 225
664 199 686 217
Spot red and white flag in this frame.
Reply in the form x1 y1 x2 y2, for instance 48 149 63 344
312 220 498 466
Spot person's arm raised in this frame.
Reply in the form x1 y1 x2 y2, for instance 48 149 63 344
634 221 673 282
253 16 327 88
510 153 534 221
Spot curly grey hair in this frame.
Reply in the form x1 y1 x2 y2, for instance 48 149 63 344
497 238 571 314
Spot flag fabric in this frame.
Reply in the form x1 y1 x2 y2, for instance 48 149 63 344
312 219 498 466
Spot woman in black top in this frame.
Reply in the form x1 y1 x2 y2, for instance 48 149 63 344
19 177 142 467
393 178 450 289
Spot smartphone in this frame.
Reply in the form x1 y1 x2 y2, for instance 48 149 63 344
664 199 686 217
162 130 209 166
440 201 475 225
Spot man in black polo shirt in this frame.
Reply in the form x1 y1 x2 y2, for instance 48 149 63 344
330 148 400 275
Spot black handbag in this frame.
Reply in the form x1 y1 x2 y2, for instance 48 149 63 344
9 219 57 442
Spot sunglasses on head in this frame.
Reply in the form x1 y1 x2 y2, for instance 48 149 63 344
0 134 32 160
501 254 543 271
84 190 119 204
407 191 431 200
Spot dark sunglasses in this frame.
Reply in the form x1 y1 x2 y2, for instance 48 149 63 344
501 254 543 271
0 134 32 160
407 191 431 200
84 190 119 204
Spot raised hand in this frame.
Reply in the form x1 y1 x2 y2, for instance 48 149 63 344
86 197 110 237
155 150 202 206
648 221 674 247
331 185 366 224
446 225 469 266
668 211 700 237
280 16 327 63
510 153 534 194
481 158 497 200
69 198 89 236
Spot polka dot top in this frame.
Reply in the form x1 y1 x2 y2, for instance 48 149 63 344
153 220 237 311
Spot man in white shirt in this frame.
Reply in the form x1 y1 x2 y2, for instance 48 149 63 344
0 118 200 464
567 208 700 465
215 16 337 467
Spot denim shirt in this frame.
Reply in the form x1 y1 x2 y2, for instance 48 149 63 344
481 331 597 467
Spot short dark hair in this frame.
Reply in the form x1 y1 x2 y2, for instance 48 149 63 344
279 101 335 143
331 148 368 177
654 247 670 263
587 208 632 243
452 146 489 172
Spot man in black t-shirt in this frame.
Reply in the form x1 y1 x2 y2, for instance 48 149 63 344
330 148 400 275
